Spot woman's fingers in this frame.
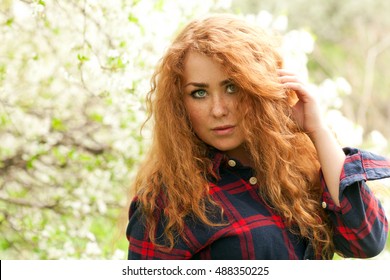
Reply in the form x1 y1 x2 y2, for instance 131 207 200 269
277 69 314 103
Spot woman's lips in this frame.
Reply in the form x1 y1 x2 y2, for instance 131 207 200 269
212 125 235 135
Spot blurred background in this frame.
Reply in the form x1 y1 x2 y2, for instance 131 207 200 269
0 0 389 259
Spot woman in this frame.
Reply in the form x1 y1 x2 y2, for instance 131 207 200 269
126 14 390 259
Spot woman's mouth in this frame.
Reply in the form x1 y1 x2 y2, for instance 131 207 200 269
212 125 235 135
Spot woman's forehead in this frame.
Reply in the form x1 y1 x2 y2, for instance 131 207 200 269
183 52 229 83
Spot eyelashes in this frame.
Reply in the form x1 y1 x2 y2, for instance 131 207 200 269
226 83 237 93
190 83 238 99
190 89 207 98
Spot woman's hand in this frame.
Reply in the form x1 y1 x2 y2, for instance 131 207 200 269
277 69 325 141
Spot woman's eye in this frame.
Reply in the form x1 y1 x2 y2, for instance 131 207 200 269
191 89 207 98
226 84 237 93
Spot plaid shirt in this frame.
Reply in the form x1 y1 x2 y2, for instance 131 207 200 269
126 147 389 259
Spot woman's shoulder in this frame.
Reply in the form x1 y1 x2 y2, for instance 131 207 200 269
128 191 167 219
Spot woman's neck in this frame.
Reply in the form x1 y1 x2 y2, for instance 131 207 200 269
226 145 253 168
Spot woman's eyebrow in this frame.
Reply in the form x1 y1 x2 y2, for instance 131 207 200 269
184 82 209 88
220 79 233 86
184 79 232 88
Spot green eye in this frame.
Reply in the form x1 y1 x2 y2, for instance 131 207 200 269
191 89 207 98
226 84 237 93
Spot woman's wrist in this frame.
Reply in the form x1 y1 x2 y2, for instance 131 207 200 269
307 124 331 144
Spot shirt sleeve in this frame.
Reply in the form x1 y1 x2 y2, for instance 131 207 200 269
126 197 193 260
321 147 390 258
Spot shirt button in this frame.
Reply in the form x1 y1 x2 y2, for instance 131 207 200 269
321 201 327 209
228 160 236 167
249 177 258 185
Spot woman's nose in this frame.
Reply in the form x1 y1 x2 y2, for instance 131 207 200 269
211 95 229 118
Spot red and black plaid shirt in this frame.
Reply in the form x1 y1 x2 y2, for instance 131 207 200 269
126 147 389 259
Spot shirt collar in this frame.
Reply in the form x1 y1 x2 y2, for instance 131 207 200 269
207 148 225 180
207 148 248 179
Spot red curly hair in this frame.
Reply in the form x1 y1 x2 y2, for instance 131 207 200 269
132 14 334 258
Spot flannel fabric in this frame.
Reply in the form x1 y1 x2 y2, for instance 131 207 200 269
126 147 389 259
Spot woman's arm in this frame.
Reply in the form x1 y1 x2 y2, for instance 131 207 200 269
279 70 390 258
278 69 345 206
309 127 345 206
322 148 390 257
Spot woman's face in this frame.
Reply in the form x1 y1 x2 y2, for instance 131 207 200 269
183 51 246 159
